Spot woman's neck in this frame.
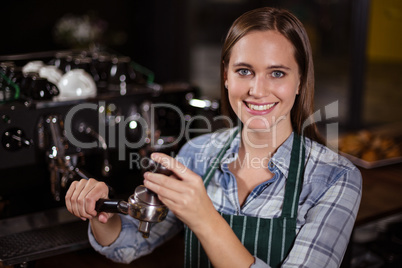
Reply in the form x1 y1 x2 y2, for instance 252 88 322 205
240 123 293 158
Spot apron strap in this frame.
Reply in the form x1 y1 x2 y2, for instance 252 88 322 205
185 130 306 268
202 128 240 186
281 133 305 218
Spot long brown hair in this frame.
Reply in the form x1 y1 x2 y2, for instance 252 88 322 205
221 7 321 142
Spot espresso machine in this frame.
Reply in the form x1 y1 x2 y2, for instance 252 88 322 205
0 50 222 266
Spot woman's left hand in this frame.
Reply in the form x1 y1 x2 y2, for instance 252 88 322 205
143 152 215 233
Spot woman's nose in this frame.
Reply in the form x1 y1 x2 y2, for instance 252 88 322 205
249 75 269 98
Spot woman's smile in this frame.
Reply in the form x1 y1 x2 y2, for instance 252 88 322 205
225 30 300 135
243 101 277 114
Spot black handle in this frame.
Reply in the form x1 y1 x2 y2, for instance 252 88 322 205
95 199 129 214
143 158 173 176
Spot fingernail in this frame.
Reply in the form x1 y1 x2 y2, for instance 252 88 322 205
151 152 160 160
81 217 87 221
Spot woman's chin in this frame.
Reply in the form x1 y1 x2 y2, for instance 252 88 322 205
243 121 273 131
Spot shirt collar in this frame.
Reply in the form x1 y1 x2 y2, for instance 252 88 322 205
220 130 295 179
220 128 241 165
271 132 294 179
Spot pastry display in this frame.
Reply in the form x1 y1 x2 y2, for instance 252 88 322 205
339 129 402 163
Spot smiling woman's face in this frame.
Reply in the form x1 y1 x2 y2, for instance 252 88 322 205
225 30 300 136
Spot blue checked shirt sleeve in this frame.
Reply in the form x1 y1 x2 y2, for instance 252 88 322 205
88 210 183 264
250 165 361 268
281 166 362 267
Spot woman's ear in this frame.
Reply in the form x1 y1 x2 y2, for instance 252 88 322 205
223 62 228 89
296 77 301 95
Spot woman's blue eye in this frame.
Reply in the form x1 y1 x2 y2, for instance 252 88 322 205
238 69 251 76
272 71 284 78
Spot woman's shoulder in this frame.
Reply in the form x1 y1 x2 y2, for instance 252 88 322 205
304 137 362 186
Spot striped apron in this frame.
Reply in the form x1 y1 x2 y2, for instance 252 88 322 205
184 130 305 267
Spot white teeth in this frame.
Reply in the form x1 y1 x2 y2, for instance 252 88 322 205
247 103 275 111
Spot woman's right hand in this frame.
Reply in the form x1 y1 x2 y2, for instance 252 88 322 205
65 178 112 223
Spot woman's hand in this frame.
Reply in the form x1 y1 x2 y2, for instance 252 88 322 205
66 178 122 246
65 178 112 223
143 153 216 233
144 153 255 267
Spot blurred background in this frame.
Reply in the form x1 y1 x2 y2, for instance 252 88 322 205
1 0 401 129
1 0 402 267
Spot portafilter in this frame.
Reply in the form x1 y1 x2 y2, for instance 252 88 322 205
95 158 172 238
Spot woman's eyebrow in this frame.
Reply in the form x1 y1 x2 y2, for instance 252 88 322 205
232 62 253 68
232 62 291 70
267 65 291 70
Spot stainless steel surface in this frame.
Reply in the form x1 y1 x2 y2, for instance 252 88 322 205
129 185 169 238
133 185 164 206
138 221 151 238
96 185 169 238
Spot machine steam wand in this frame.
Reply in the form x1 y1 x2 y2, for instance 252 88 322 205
45 115 111 201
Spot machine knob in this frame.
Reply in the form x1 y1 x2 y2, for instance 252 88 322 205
1 127 32 151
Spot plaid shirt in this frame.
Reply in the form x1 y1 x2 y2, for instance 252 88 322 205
89 127 362 267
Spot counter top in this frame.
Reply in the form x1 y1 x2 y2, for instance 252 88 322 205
356 163 402 226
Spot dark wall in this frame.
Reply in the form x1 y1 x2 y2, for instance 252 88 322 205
0 0 190 83
0 0 351 84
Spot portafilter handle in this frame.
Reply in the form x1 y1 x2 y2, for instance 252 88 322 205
95 187 169 238
95 199 129 214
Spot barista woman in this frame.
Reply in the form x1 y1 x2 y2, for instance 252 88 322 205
66 7 362 267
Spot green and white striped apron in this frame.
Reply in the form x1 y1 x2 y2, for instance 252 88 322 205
184 130 305 267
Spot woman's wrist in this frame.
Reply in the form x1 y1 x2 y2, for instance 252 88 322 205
90 213 122 246
190 208 221 238
191 209 254 268
184 198 221 236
